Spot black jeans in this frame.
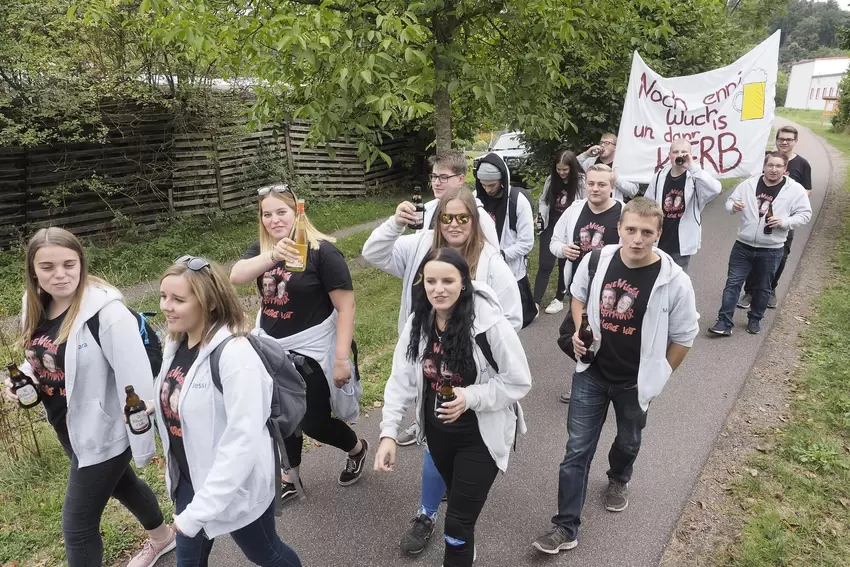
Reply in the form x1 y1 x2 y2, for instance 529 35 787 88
173 475 302 566
61 444 164 567
745 229 793 293
425 421 499 567
282 355 358 468
533 225 567 305
552 371 648 541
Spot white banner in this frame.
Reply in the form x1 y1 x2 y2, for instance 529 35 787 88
615 31 780 184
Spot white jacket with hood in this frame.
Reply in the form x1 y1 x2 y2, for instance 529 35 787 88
538 173 587 231
570 245 700 410
154 327 276 539
472 153 535 280
549 198 622 288
645 164 722 256
19 284 156 468
362 218 523 335
578 152 639 202
379 282 531 471
725 175 812 249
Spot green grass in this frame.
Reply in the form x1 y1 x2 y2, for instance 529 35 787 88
718 109 850 566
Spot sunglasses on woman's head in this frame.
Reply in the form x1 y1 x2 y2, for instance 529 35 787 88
257 184 290 196
439 213 471 225
174 255 211 271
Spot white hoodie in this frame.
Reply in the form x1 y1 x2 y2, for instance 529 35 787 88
645 165 722 256
20 285 156 468
578 152 639 201
362 217 523 334
549 198 622 287
380 282 531 471
154 327 276 539
570 245 700 410
725 175 812 249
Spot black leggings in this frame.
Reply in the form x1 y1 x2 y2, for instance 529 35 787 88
533 225 567 305
424 421 499 567
282 356 358 469
60 443 164 567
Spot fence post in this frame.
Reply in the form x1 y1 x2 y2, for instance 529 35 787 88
283 122 295 179
212 134 224 210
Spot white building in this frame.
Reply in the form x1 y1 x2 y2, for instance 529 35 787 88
784 56 850 110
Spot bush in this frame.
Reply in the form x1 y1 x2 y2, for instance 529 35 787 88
472 140 489 151
832 73 850 131
775 70 789 108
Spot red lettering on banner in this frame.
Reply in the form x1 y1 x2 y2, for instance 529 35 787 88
638 73 688 111
634 125 655 140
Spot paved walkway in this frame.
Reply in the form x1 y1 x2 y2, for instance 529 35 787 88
152 118 829 567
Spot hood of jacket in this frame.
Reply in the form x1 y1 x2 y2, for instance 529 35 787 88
474 153 512 211
22 283 125 329
470 281 507 336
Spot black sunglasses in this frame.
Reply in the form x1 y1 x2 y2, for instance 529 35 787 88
174 255 211 271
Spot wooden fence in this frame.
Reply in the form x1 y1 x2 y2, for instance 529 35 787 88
0 113 415 249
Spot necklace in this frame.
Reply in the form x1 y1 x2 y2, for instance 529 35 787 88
434 326 444 343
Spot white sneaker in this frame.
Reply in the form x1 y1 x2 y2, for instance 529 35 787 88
544 299 564 314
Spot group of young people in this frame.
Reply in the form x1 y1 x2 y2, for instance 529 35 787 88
2 124 813 567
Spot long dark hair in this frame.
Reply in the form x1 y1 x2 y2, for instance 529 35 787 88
406 248 476 375
547 149 582 208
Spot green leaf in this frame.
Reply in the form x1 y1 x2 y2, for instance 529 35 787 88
360 69 373 84
381 109 392 126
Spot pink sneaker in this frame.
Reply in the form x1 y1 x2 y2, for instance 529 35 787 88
126 527 177 567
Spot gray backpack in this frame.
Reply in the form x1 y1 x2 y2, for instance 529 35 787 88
210 334 308 510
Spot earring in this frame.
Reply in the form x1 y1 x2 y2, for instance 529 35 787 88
462 286 466 291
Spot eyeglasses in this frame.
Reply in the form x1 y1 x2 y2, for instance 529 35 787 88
174 255 211 271
257 184 290 196
776 137 796 144
764 164 786 170
439 213 471 225
428 173 464 184
600 140 616 147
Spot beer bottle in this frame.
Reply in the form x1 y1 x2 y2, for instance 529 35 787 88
287 199 309 272
409 185 425 230
435 377 457 418
578 312 595 363
535 213 544 235
763 202 774 235
8 363 40 409
124 385 151 435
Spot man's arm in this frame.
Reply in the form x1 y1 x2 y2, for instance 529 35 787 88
666 343 690 371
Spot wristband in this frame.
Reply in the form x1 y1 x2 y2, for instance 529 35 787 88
269 250 276 263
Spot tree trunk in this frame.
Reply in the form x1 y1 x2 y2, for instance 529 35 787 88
430 10 459 153
433 75 452 153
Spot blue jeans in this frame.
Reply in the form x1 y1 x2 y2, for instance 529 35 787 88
717 241 783 329
420 445 447 519
552 371 648 540
174 476 301 567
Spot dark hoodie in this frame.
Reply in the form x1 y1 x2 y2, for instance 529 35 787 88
474 153 512 242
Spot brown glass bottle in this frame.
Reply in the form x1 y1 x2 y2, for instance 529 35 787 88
8 363 40 409
410 185 425 230
435 377 456 418
578 312 595 363
124 385 151 435
763 203 774 234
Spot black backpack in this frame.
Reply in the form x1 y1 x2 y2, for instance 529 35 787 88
87 308 163 376
210 334 308 511
508 185 532 234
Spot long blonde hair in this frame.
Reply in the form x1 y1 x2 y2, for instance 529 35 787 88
160 260 249 346
257 185 335 254
21 228 110 347
431 187 486 278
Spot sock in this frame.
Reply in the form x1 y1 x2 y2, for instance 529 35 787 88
348 439 363 456
148 524 173 545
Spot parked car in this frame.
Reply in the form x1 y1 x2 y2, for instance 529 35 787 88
473 131 530 187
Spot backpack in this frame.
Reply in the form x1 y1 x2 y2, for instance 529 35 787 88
557 249 601 361
508 185 532 234
209 334 308 510
474 332 522 451
87 308 163 376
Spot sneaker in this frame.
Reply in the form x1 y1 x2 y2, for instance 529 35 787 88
399 514 435 555
767 291 778 309
397 423 419 447
339 439 369 486
604 480 629 512
746 318 761 335
531 524 577 554
280 480 300 505
544 298 564 314
708 321 732 337
126 528 177 567
737 293 752 309
535 304 541 318
559 392 571 404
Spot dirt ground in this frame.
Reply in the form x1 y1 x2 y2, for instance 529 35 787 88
659 140 849 565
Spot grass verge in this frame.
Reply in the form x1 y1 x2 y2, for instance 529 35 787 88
718 109 850 566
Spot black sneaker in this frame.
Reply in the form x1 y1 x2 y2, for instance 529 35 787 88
708 321 732 337
737 293 752 309
746 318 761 335
559 392 571 404
604 480 629 512
338 439 369 486
532 524 577 554
280 480 299 505
399 514 434 554
767 291 778 309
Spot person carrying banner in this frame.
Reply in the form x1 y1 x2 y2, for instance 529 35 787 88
577 133 638 202
644 139 722 272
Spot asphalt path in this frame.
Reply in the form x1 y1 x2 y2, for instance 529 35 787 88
152 118 828 567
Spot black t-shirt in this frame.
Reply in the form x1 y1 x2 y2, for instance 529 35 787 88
756 177 786 219
479 189 508 241
242 240 354 339
28 310 69 440
590 252 662 385
160 339 199 482
786 155 812 191
423 327 478 434
572 201 622 264
657 171 687 255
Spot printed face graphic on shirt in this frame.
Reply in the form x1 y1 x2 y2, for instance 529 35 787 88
600 278 642 336
42 351 57 373
664 189 685 219
162 363 188 437
262 276 276 299
25 349 41 371
591 232 603 247
601 289 617 310
580 230 591 248
30 329 65 398
577 222 610 253
423 341 464 393
616 293 635 314
423 358 438 380
759 199 770 215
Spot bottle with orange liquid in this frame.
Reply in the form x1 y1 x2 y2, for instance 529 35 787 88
287 199 309 272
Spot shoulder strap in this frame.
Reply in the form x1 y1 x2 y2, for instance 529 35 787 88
508 187 519 233
210 336 238 392
474 333 498 373
587 247 602 283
